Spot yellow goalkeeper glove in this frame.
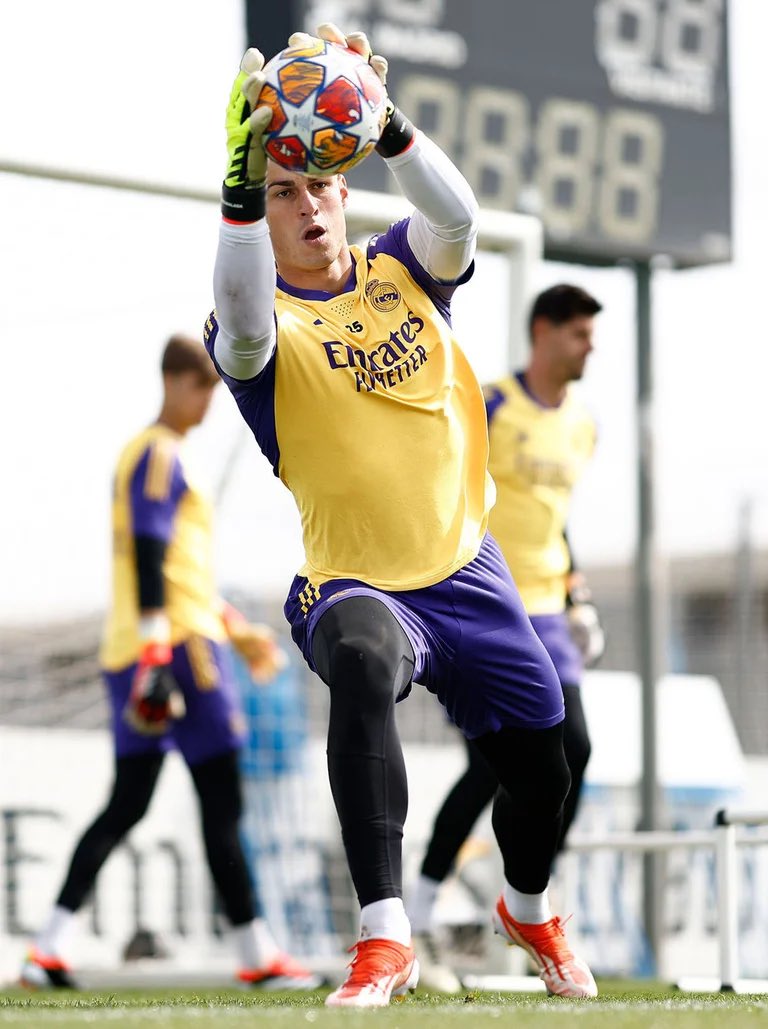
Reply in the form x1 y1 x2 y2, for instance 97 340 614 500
222 48 273 222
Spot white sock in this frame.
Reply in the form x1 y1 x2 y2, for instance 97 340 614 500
232 918 281 969
502 884 552 925
408 874 441 934
359 898 411 946
36 905 77 958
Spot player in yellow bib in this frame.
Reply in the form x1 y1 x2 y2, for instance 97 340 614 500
207 24 598 1005
409 284 606 991
21 336 318 992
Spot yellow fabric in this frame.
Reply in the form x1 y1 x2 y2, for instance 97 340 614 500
486 376 596 614
273 246 494 590
100 425 225 670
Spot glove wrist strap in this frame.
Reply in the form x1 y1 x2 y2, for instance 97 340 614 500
221 183 266 223
375 105 415 158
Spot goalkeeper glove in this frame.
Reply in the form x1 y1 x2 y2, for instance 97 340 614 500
566 574 606 668
124 633 185 736
221 602 288 685
222 48 273 222
292 23 414 158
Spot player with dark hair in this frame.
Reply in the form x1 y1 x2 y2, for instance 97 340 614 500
409 283 605 991
21 334 319 991
205 24 598 1006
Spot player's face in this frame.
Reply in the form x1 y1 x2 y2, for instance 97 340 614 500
265 164 349 278
166 372 218 429
545 315 595 382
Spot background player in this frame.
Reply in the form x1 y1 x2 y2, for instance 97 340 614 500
206 24 597 1007
409 284 605 991
21 335 319 991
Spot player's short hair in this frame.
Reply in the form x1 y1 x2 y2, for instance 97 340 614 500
161 334 219 386
528 284 603 340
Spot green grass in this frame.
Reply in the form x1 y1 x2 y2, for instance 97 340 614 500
2 984 768 1028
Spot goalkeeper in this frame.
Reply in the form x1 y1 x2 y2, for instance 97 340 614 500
21 334 318 991
205 23 597 1007
409 283 605 991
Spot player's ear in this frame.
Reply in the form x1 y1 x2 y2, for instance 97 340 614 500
338 174 349 206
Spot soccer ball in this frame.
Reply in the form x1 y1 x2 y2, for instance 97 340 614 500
258 37 388 176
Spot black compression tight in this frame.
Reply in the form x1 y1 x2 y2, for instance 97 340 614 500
189 750 258 925
558 684 592 853
312 596 415 908
419 684 592 887
57 749 257 925
420 736 497 882
57 753 164 912
474 720 571 894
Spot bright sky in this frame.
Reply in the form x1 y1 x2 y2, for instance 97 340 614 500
1 0 765 623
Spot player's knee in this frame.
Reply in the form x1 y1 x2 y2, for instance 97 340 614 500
191 751 243 823
101 792 152 834
325 633 397 716
313 597 414 707
480 724 571 818
565 729 592 777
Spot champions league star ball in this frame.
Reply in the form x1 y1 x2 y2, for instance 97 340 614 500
258 37 388 176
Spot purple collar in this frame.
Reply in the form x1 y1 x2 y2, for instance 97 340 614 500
277 257 357 301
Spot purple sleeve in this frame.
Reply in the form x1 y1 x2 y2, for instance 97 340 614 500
203 311 280 476
483 385 506 426
367 219 474 325
129 445 187 542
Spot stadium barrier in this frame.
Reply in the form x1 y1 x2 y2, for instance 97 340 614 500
561 815 768 994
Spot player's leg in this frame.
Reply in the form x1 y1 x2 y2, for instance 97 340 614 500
21 751 164 988
310 593 419 1006
173 637 320 990
418 737 498 888
558 683 591 852
472 722 569 896
410 736 497 992
528 614 592 856
443 535 597 997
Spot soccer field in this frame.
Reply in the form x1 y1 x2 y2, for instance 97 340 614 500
3 986 768 1028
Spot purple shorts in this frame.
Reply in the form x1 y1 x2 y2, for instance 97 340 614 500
285 534 564 739
105 637 245 765
529 613 584 687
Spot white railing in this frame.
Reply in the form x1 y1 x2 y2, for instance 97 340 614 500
564 812 768 993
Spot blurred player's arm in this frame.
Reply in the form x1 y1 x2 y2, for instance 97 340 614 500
213 49 277 381
123 442 187 734
219 601 288 685
316 23 479 283
564 531 606 668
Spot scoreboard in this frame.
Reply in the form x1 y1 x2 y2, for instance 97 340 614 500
250 0 731 267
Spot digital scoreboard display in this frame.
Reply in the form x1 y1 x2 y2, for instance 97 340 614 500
254 0 731 267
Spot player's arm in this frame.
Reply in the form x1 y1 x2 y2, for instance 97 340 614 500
212 50 277 381
564 531 606 668
315 23 479 283
123 442 188 734
219 600 288 685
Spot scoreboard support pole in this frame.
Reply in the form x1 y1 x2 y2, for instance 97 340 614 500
635 259 664 973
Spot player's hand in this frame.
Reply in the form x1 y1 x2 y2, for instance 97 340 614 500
290 23 389 86
222 603 288 684
566 574 606 667
124 644 185 736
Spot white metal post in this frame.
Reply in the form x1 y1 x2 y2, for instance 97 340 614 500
715 817 739 991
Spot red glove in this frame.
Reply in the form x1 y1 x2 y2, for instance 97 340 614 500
123 641 186 735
